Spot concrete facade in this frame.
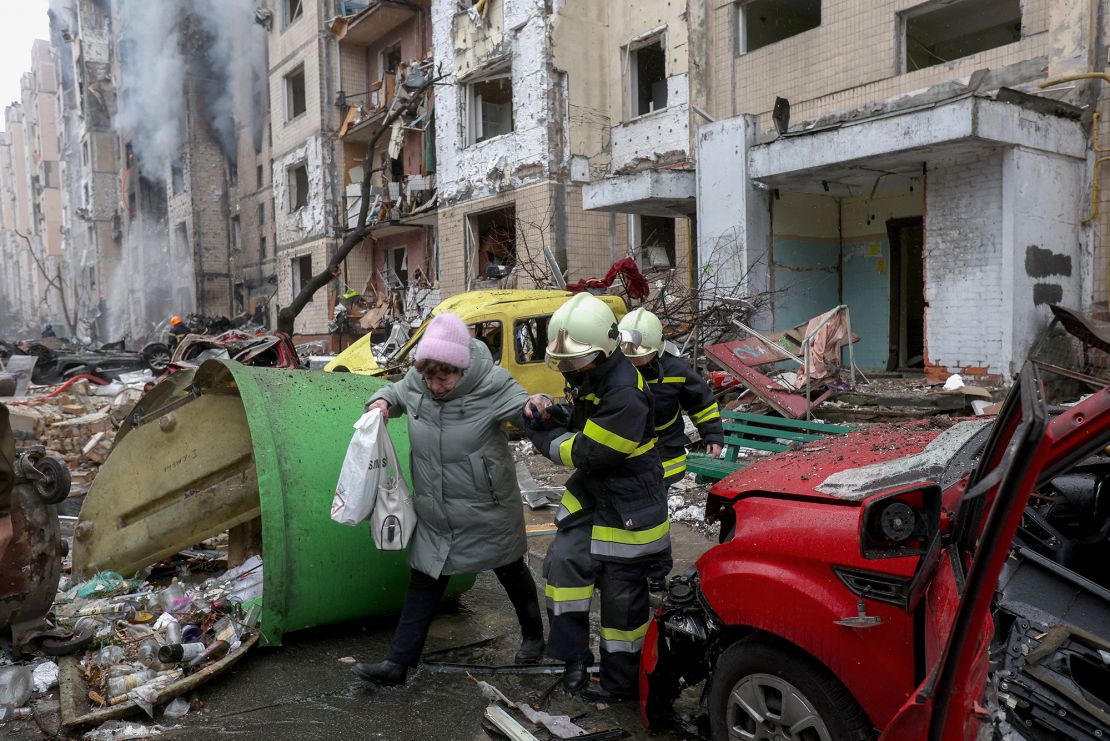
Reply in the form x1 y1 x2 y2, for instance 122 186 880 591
697 0 1099 380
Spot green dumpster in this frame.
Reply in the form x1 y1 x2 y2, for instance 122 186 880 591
72 359 473 645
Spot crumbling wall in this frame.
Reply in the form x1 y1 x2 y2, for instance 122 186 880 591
432 0 553 205
609 74 689 173
272 136 330 246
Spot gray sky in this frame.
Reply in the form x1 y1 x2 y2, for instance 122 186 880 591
0 0 51 111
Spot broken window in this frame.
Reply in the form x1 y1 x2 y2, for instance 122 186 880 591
171 159 184 195
634 215 676 269
287 162 308 212
228 161 238 188
470 321 504 363
735 0 821 54
514 316 549 364
391 248 408 285
285 65 306 121
256 165 264 189
467 73 513 145
629 39 667 117
231 215 241 251
901 0 1021 72
382 43 402 78
260 236 267 259
292 254 312 295
470 205 517 279
284 0 303 28
258 202 266 226
174 221 188 258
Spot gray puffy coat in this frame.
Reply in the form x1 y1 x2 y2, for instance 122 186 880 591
369 339 529 578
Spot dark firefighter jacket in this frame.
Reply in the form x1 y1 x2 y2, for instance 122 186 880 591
644 352 723 484
528 350 669 564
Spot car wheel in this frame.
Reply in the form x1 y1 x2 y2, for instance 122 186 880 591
709 639 872 741
142 342 172 372
31 456 72 504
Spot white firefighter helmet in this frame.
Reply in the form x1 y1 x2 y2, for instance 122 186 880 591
545 292 620 372
617 307 664 363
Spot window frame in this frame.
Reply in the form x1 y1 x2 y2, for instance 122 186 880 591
733 0 822 56
465 67 514 146
284 64 307 122
282 0 304 30
625 33 668 120
286 162 309 212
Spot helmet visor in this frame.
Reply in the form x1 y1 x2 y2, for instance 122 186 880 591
545 352 601 373
618 328 656 361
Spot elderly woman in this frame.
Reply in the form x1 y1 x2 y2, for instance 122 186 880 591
353 313 544 685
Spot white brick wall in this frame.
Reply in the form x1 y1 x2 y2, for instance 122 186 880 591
924 151 1006 375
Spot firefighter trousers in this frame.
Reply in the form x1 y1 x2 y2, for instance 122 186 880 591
543 525 651 696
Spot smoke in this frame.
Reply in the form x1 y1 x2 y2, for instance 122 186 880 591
191 0 270 162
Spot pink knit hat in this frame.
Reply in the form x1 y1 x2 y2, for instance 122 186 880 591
414 313 471 369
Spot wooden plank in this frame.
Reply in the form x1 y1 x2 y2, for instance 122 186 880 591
62 633 259 730
722 411 855 435
720 423 824 443
724 435 790 453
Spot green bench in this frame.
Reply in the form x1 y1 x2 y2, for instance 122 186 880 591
686 412 856 483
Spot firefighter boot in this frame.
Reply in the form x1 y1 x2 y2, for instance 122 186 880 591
352 659 408 686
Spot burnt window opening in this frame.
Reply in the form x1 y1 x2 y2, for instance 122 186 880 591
256 164 264 189
629 39 667 117
735 0 821 54
228 160 238 187
285 65 306 121
467 73 513 145
635 215 676 269
234 282 245 314
284 0 303 28
258 202 266 226
260 235 267 259
293 253 313 294
902 0 1021 72
231 215 241 251
174 222 188 258
171 158 184 195
471 205 517 279
287 162 308 212
382 43 402 78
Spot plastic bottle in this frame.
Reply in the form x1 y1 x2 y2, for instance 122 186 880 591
157 642 206 664
0 665 32 709
92 645 125 668
137 639 167 670
164 619 183 645
188 639 230 667
107 669 155 697
181 624 202 643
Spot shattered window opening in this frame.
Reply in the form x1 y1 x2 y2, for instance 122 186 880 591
633 214 676 269
901 0 1021 73
285 65 307 121
734 0 821 55
287 162 309 212
256 164 264 189
293 253 312 295
629 38 667 117
258 202 265 226
392 247 408 286
467 73 513 145
514 316 550 364
260 235 267 260
283 0 303 29
171 159 184 196
231 216 241 252
382 42 402 77
470 205 517 279
174 222 188 259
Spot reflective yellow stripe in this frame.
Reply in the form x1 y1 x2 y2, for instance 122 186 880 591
635 371 645 391
665 465 687 478
661 376 686 383
629 438 656 457
599 621 650 642
560 489 582 514
692 402 720 424
656 409 681 431
545 584 594 601
559 434 576 467
583 419 639 455
580 393 601 404
592 518 670 545
662 453 687 469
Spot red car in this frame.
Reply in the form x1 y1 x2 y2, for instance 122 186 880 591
641 363 1110 740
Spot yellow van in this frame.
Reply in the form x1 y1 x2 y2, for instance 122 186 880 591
325 289 628 397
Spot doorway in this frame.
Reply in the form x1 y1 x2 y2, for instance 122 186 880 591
886 217 925 370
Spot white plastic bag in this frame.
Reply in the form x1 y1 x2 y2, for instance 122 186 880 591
331 409 389 526
370 427 416 551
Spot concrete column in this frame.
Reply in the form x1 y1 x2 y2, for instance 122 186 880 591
695 115 771 328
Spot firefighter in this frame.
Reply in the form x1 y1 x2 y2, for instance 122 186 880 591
524 293 669 702
168 315 189 350
618 308 723 589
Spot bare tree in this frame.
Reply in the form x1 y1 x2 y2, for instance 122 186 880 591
14 230 78 336
276 71 441 337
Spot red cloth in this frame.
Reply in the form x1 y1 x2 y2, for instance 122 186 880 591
565 257 649 301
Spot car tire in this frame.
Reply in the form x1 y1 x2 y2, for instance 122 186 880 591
32 456 72 505
142 342 172 372
708 638 872 741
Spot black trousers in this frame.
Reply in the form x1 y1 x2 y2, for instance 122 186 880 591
386 557 543 666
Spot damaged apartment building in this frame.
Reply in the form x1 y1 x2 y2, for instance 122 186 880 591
690 0 1104 381
0 41 66 335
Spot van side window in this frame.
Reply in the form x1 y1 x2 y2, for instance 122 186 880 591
515 317 549 364
469 321 503 364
